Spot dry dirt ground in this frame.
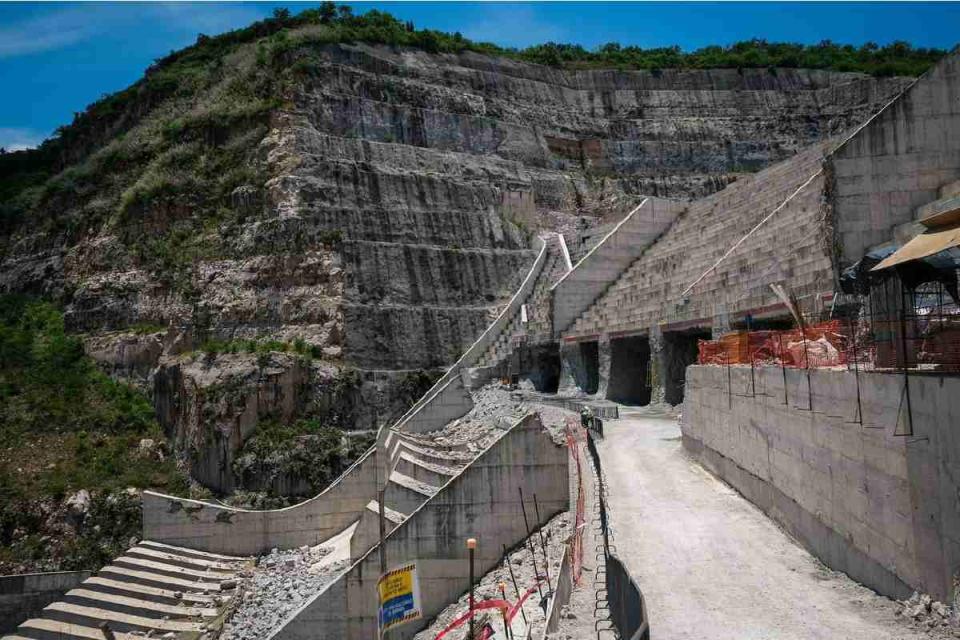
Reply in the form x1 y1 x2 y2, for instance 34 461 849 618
598 407 950 640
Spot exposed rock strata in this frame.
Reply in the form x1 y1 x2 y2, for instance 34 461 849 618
0 39 913 494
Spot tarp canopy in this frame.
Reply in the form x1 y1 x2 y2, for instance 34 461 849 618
871 223 960 271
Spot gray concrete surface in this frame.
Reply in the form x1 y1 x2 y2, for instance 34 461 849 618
598 408 932 640
552 196 685 335
142 444 379 555
684 365 960 602
2 543 248 640
269 413 569 640
0 572 90 634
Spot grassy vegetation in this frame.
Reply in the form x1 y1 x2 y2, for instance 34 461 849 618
0 295 189 572
232 418 374 497
196 336 330 361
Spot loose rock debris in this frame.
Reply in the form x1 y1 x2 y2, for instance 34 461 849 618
220 544 346 640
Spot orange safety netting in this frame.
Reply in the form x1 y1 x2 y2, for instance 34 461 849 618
697 320 849 368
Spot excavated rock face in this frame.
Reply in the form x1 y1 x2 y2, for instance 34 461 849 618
0 37 912 493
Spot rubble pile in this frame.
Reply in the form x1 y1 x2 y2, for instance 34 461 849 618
897 592 960 634
220 545 347 640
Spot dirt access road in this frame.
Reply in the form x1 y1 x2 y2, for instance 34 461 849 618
596 407 931 640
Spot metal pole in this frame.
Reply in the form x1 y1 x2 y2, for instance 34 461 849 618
498 582 512 640
848 314 863 425
532 493 554 592
378 488 387 574
899 282 915 436
517 488 545 600
726 350 732 409
798 313 813 411
503 544 529 626
468 538 477 640
778 333 788 405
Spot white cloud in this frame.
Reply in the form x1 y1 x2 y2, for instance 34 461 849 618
461 5 569 49
0 127 47 151
0 6 98 58
0 3 267 59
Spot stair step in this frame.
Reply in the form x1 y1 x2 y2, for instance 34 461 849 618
81 576 216 606
385 471 437 514
364 500 406 525
13 618 140 640
939 178 960 199
62 587 217 619
98 566 224 592
42 602 202 634
395 451 459 487
111 556 232 582
126 545 240 572
138 540 246 563
389 471 437 497
917 194 960 228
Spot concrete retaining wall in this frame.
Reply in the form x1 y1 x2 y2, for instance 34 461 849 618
552 197 685 335
142 444 379 555
0 571 90 633
395 374 474 434
831 55 960 263
683 365 960 601
270 413 570 640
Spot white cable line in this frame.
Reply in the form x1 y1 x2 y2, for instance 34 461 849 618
681 169 823 297
680 69 924 298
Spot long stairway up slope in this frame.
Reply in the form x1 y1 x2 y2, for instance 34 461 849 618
475 233 570 369
563 141 835 338
2 542 251 640
348 429 477 558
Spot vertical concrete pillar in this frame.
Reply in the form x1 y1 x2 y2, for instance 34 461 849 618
649 325 666 405
557 340 600 395
712 312 731 339
557 341 580 394
596 334 611 399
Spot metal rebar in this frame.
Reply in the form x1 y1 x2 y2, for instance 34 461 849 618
532 493 554 592
517 488 545 600
898 281 915 436
502 544 528 626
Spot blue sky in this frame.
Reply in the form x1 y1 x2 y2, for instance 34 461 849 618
1 1 959 151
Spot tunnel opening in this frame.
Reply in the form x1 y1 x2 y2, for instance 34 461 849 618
607 335 651 405
577 341 600 394
663 328 712 405
524 344 561 393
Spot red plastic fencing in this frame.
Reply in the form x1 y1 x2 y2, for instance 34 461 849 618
697 320 849 368
565 420 586 586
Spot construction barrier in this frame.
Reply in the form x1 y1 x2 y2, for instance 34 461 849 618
566 422 586 585
698 320 848 368
585 429 650 640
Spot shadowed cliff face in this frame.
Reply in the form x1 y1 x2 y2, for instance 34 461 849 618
0 39 913 492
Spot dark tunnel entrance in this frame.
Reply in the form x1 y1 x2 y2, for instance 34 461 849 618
520 344 561 393
607 335 651 406
577 341 600 395
663 328 712 405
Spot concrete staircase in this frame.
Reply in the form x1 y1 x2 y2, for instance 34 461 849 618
890 177 960 245
2 542 250 640
349 431 474 559
564 145 830 338
474 235 569 370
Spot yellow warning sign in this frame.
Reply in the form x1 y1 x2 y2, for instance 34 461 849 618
377 562 422 632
